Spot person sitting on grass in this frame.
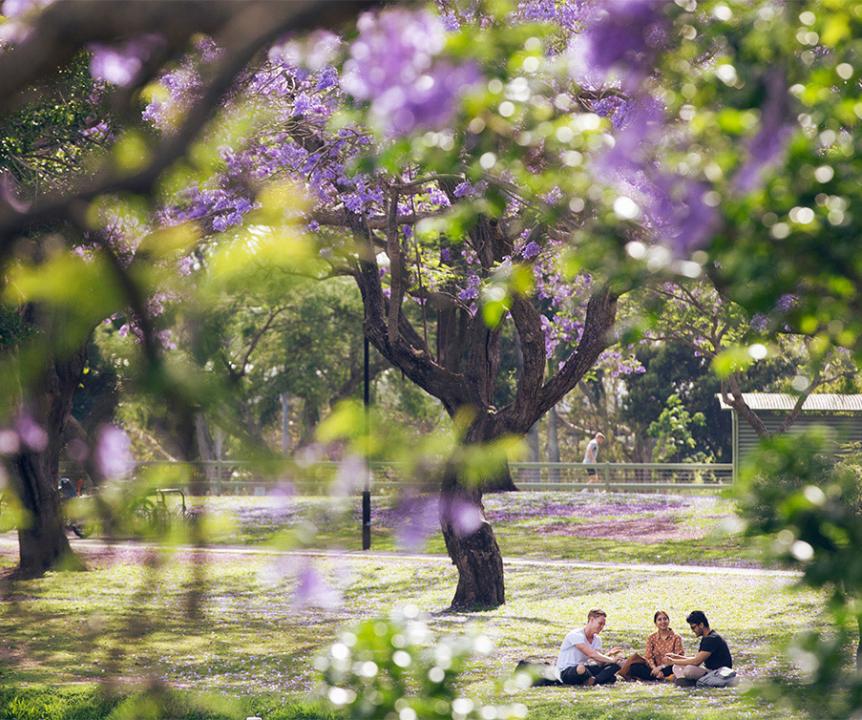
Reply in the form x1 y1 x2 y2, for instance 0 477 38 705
665 610 733 681
616 610 683 681
555 608 624 686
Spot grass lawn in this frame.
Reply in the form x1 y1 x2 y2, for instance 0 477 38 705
181 491 763 567
0 540 828 720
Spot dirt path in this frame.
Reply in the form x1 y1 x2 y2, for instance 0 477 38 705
0 534 799 578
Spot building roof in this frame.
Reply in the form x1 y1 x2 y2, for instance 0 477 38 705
717 393 862 412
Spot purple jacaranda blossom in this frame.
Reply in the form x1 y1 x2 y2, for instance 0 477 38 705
734 69 794 193
453 181 476 198
750 313 769 333
516 0 589 30
646 176 719 255
293 561 342 609
16 414 47 452
776 293 798 312
80 121 113 144
95 424 135 479
89 35 163 87
458 273 481 302
316 66 339 91
521 241 541 259
440 247 453 263
542 186 564 206
342 9 482 136
592 95 628 129
569 0 669 91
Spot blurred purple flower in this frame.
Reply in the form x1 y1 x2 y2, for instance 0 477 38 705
95 424 135 478
293 562 342 609
592 95 628 129
734 69 793 193
392 495 439 551
332 454 368 496
342 9 481 136
453 181 476 198
442 497 484 538
776 294 798 312
16 414 47 452
1 0 52 17
646 177 718 256
316 66 339 91
89 35 163 87
521 241 541 259
569 0 668 91
0 430 20 455
458 274 481 302
516 0 589 29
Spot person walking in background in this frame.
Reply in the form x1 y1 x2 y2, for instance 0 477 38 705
583 432 605 483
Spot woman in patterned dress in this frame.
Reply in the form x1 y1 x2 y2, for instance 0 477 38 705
616 610 684 681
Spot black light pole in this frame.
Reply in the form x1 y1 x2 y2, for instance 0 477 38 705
362 335 371 550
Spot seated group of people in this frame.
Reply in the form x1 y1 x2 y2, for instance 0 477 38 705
548 608 733 687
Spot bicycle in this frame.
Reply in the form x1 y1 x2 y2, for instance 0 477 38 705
128 488 191 533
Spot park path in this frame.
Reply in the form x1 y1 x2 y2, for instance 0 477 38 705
0 534 799 578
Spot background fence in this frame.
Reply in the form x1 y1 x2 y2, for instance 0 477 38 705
65 460 733 495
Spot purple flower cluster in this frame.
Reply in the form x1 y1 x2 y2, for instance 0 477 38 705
342 9 481 136
592 95 628 129
161 187 254 233
516 0 589 30
458 273 481 302
569 0 669 91
89 35 163 87
734 69 794 193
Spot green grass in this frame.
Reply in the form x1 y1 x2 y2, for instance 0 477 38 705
182 491 762 567
0 542 829 719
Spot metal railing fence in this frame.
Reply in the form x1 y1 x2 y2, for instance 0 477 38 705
60 460 733 495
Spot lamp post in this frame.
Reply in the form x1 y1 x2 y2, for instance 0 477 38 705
362 335 371 550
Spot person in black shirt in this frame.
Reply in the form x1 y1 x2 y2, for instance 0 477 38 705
665 611 733 681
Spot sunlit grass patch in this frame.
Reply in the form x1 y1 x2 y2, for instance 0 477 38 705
0 546 827 720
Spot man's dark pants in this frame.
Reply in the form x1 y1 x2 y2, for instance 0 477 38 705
560 663 620 685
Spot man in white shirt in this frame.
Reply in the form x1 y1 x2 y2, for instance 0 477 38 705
556 608 624 685
583 432 606 483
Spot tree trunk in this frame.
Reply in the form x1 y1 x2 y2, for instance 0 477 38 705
481 460 518 493
439 417 508 609
439 468 505 610
10 348 87 578
12 453 76 577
